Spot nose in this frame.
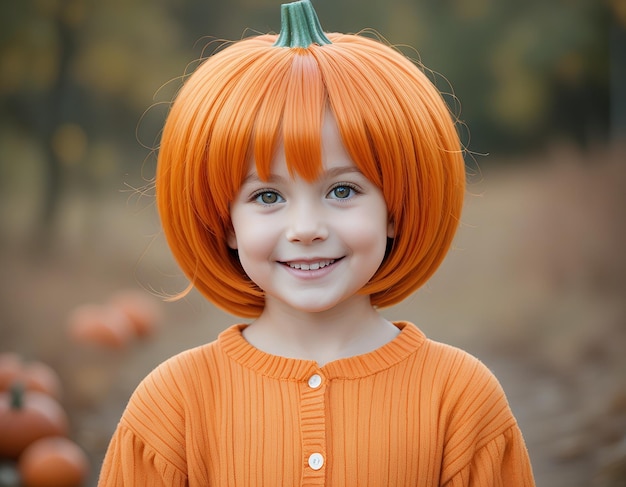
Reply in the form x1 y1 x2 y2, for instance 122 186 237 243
285 200 329 244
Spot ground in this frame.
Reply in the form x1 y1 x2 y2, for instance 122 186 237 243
1 143 625 486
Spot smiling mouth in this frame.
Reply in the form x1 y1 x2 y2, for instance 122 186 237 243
283 259 339 271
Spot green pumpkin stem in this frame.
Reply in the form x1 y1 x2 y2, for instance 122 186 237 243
273 0 331 48
9 381 25 410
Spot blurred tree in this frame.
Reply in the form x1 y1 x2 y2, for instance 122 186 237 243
609 0 626 142
386 0 610 153
1 0 83 243
0 0 191 246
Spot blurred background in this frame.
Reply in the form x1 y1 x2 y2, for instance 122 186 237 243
0 0 624 485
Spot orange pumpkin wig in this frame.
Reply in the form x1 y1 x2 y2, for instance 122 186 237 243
156 2 466 318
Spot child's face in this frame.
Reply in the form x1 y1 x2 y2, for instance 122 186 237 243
227 112 395 315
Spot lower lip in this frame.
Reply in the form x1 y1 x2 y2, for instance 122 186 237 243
281 260 341 280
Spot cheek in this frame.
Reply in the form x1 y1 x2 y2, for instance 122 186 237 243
232 223 278 266
342 213 389 260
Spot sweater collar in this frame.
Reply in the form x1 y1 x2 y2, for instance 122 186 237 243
218 321 425 380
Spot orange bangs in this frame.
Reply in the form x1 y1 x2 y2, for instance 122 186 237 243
156 33 466 318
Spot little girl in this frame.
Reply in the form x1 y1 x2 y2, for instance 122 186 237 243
98 1 535 485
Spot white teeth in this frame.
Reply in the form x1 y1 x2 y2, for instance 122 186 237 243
289 259 335 270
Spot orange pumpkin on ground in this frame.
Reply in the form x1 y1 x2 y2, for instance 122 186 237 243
108 289 162 338
0 354 63 400
0 383 69 460
66 303 135 350
18 437 89 487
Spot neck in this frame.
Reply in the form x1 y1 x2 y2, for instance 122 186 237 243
242 295 400 366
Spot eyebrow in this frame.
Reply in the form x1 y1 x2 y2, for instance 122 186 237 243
242 166 363 184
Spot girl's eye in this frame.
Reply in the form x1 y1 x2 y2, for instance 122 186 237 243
254 191 283 205
328 185 357 200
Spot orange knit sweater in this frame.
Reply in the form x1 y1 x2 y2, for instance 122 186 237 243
98 322 535 486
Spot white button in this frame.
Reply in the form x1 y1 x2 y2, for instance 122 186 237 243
308 374 322 389
308 453 324 470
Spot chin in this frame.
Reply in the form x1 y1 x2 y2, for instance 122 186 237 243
285 296 360 316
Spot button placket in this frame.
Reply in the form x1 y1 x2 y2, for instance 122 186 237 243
300 369 327 484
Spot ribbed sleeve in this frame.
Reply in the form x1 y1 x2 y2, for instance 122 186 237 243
97 359 190 486
97 321 535 486
443 426 536 486
97 423 187 486
437 347 532 486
